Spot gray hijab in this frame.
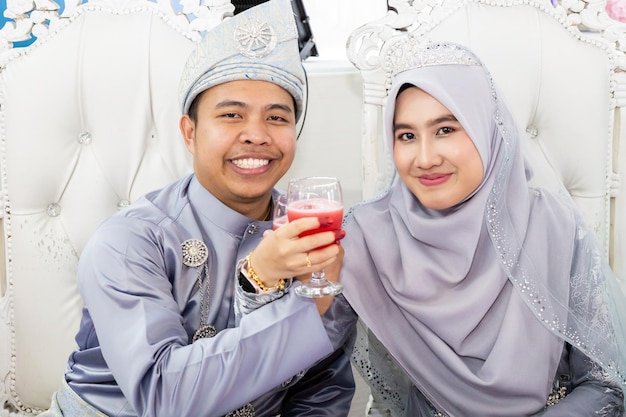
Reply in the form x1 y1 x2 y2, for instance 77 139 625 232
341 42 626 416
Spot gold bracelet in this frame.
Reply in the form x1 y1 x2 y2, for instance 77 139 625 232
246 251 285 292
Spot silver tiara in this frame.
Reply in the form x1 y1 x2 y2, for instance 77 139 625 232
384 40 481 76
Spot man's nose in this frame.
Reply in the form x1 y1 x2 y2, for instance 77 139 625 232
240 119 270 145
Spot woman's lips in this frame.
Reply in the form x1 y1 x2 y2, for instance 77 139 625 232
418 173 451 186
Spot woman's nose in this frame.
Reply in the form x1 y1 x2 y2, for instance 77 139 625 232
415 139 442 169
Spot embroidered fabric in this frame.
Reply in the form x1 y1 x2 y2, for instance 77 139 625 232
350 320 408 417
225 403 255 417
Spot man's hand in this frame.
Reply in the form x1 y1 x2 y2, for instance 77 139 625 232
251 218 342 288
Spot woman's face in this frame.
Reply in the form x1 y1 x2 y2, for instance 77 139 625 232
392 86 484 210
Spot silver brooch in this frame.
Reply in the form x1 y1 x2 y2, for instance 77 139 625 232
234 17 277 58
192 324 217 342
182 239 208 267
182 239 216 343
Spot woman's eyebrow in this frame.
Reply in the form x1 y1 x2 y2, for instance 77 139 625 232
426 114 458 126
394 114 458 131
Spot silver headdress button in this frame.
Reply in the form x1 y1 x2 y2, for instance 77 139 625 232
234 17 277 58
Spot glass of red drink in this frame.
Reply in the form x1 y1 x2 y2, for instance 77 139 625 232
286 176 344 297
272 194 288 230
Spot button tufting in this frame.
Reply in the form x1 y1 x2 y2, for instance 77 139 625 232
610 172 620 198
46 203 61 217
117 199 131 210
525 126 538 139
78 132 92 145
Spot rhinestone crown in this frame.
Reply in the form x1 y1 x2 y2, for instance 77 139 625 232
384 41 480 77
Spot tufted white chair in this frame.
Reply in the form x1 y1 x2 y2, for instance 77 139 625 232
347 0 626 281
0 0 366 414
0 2 203 414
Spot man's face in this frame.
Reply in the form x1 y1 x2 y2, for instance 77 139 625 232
180 80 297 215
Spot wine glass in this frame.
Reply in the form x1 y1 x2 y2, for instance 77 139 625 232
272 194 288 230
286 176 344 297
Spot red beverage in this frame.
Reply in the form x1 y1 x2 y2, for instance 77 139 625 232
287 198 343 238
286 177 345 298
272 215 288 230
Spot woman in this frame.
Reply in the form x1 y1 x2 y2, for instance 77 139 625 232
338 42 626 416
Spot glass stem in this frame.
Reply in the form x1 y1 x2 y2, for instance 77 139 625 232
310 269 327 284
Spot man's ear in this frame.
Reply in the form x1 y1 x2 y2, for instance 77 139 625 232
180 114 196 153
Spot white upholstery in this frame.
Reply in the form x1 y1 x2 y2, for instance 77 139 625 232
0 1 365 414
0 5 198 414
346 0 626 279
4 0 625 415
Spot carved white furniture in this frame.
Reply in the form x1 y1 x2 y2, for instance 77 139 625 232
0 2 203 415
347 0 626 280
0 0 365 415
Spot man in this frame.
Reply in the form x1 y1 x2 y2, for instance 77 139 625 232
39 1 356 415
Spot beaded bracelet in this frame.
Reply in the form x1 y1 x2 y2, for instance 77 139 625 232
246 251 286 292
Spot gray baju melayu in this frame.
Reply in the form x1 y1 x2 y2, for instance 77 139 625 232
46 174 355 417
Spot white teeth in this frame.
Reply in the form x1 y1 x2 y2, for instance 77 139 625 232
232 158 269 169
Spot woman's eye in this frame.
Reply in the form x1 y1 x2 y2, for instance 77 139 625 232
397 132 415 141
437 126 454 135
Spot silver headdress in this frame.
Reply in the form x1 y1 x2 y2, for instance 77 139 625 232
179 0 306 120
